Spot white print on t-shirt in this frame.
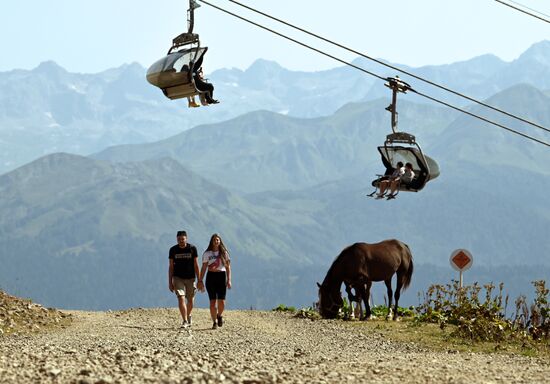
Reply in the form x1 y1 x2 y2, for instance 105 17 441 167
174 252 192 259
202 250 229 272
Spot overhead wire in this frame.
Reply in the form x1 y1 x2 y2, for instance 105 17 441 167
506 0 550 19
494 0 550 23
225 0 550 135
198 0 550 147
410 89 549 146
197 0 387 82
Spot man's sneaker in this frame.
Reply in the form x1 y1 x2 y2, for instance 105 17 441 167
181 320 190 329
217 315 223 327
212 321 218 330
187 315 192 326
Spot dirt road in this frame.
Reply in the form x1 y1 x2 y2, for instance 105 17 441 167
0 308 548 383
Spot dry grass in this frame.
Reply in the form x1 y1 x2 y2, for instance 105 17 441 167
346 317 550 359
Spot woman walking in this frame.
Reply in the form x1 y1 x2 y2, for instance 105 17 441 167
199 233 231 329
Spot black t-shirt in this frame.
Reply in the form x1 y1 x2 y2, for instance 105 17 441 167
169 243 198 279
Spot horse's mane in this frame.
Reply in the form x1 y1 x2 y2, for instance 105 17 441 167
322 243 356 286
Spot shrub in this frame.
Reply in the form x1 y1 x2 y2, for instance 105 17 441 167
415 280 549 343
294 307 321 320
513 280 549 340
272 304 296 313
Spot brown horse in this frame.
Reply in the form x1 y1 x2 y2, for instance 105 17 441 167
318 239 413 320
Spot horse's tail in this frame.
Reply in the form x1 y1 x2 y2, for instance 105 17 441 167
402 244 414 290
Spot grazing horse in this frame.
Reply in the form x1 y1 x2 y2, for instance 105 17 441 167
318 240 413 320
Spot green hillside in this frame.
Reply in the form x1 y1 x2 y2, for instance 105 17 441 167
94 99 454 193
1 84 549 311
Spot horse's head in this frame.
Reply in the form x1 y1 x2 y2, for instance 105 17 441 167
317 282 343 319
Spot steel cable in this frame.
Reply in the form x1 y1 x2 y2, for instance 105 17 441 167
198 0 550 147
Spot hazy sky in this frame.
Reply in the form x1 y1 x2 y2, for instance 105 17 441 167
2 0 549 74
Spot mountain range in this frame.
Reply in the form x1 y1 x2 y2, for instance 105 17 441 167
1 42 549 311
1 40 549 175
1 84 549 310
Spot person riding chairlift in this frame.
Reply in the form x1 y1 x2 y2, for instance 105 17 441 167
377 162 415 200
193 67 219 105
376 161 403 199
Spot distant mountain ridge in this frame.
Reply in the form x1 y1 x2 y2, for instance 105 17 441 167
0 152 314 262
1 40 550 175
1 152 548 310
93 98 455 192
2 42 550 310
1 84 549 310
0 153 329 309
94 84 550 193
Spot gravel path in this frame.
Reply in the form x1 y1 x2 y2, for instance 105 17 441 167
0 308 548 383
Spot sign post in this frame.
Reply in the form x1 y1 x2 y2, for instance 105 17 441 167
449 249 473 287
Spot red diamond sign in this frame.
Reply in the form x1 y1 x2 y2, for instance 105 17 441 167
449 249 473 271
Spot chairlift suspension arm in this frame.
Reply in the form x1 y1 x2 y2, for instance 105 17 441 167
170 0 201 53
390 86 398 134
385 77 411 134
187 0 200 34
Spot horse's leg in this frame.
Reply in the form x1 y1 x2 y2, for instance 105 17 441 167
364 281 372 320
354 296 362 319
384 279 393 321
355 283 368 320
393 276 403 321
344 283 356 320
356 285 363 320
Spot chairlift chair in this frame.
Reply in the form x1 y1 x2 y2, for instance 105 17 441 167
368 77 440 198
370 132 440 195
146 0 212 102
146 46 208 100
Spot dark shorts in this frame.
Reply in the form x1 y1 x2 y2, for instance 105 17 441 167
206 271 227 301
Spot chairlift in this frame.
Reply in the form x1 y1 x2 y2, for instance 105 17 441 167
146 0 214 103
368 77 440 198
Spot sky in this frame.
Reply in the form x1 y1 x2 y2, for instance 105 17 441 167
2 0 549 74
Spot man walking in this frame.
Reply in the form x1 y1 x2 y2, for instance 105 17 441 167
168 230 200 328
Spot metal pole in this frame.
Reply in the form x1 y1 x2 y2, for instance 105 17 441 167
391 86 398 133
187 1 195 34
459 271 463 288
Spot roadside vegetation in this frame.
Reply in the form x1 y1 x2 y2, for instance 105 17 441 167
273 304 320 320
277 280 549 358
408 280 548 357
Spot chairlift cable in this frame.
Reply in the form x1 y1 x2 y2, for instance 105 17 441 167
197 0 386 81
198 0 550 148
504 0 550 19
494 0 550 23
221 0 550 135
409 88 550 147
